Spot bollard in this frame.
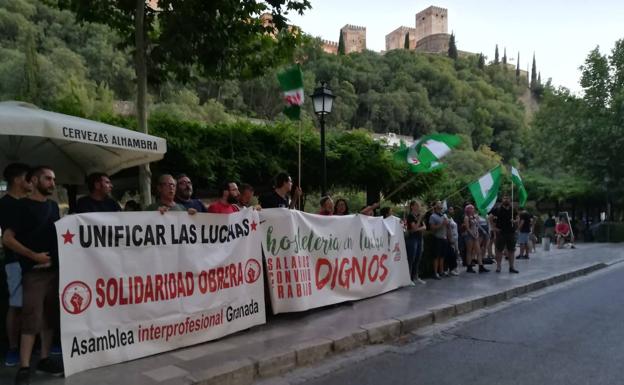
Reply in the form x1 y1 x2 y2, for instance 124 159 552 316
542 236 550 251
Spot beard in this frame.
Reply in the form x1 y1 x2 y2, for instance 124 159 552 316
37 184 53 196
227 194 239 204
178 188 192 200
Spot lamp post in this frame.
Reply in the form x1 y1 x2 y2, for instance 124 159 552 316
311 82 335 196
605 175 611 242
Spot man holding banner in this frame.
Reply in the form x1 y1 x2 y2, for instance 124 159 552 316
2 166 65 383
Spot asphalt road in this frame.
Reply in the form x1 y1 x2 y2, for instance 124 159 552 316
286 262 624 385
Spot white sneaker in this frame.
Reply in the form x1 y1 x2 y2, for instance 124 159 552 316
450 269 459 276
413 278 426 284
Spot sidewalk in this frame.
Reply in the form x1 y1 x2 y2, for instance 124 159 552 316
4 243 623 385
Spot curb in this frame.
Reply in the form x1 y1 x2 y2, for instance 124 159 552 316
190 262 610 385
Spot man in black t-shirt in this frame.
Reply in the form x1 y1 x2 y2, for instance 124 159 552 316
174 174 207 212
260 172 302 209
488 195 519 274
2 166 64 381
1 163 31 367
75 172 121 213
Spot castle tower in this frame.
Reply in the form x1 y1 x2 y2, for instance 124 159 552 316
385 26 417 51
415 6 448 43
340 24 367 54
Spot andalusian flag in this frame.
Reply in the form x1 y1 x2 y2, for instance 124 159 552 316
277 65 304 120
394 134 461 173
511 166 528 208
468 166 502 215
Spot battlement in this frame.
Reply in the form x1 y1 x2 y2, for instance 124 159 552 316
416 6 448 17
321 39 339 55
415 5 448 43
342 24 366 31
389 26 417 34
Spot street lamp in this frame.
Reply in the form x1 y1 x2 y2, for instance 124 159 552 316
605 174 611 242
311 82 335 196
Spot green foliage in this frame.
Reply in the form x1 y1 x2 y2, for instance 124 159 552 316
448 32 458 60
478 53 485 69
338 31 345 55
0 0 133 118
494 44 499 65
530 54 537 91
528 39 624 210
137 116 436 202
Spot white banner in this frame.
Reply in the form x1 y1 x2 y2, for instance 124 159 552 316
56 209 265 376
260 209 411 314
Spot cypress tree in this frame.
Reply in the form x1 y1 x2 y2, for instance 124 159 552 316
538 72 542 85
531 53 537 90
23 31 39 103
516 52 520 84
502 47 507 66
404 32 410 49
338 31 345 55
478 53 485 69
448 32 458 59
494 44 499 64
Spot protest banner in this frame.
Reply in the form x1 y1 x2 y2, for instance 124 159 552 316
260 209 411 314
55 209 265 376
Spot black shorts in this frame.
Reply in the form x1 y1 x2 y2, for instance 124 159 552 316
434 238 448 259
495 232 516 252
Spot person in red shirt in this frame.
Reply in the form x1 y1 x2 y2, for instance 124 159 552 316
555 217 574 249
208 181 240 214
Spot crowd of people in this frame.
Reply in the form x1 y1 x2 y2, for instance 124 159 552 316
0 162 580 384
401 195 578 285
0 164 309 384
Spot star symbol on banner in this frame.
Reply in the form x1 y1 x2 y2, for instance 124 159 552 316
250 221 257 231
62 229 75 244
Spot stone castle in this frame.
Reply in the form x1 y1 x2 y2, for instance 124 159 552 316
322 5 450 55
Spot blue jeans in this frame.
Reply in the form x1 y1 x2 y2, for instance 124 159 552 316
406 236 423 279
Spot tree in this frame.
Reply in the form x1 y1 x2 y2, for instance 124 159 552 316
338 31 345 55
494 44 499 64
404 32 410 50
448 32 458 60
579 47 610 111
502 47 507 66
64 0 311 205
22 30 39 103
478 53 485 69
516 52 520 84
530 53 537 90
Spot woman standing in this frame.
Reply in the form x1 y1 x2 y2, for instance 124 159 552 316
463 205 489 273
406 200 427 283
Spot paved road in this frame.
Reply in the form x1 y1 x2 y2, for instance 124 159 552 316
277 261 624 385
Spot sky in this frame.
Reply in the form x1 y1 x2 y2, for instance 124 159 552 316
286 0 624 93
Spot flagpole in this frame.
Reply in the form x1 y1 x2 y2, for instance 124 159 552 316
298 120 302 209
511 169 514 220
382 174 418 202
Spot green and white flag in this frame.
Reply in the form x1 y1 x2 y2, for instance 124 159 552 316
277 65 304 120
393 134 461 173
468 165 502 215
511 166 528 208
